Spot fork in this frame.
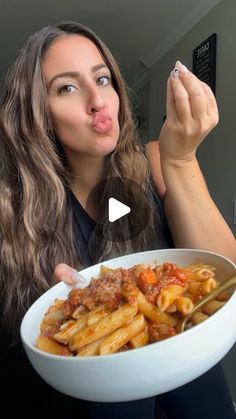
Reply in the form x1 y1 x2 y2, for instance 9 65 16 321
178 273 236 333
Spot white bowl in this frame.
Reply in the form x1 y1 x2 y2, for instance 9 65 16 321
20 249 236 402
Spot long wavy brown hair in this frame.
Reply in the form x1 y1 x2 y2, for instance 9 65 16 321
0 21 157 337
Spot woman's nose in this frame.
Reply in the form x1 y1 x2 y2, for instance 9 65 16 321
86 85 105 114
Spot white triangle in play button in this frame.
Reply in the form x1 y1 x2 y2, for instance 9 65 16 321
108 197 131 222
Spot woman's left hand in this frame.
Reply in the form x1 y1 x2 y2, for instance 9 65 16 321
159 61 219 164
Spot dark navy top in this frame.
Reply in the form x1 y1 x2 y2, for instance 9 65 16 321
70 187 174 267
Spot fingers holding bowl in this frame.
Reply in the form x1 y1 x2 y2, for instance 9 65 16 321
53 263 78 285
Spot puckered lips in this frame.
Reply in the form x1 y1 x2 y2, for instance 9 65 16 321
92 112 113 134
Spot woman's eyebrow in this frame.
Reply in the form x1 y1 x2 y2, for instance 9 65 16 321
48 64 109 88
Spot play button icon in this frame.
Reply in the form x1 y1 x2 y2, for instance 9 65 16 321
86 177 151 242
108 197 131 222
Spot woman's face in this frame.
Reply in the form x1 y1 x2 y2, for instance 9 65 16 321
43 35 120 158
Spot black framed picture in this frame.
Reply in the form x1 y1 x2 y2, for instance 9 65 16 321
192 33 217 94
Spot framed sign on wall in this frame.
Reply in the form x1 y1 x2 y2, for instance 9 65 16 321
192 33 217 94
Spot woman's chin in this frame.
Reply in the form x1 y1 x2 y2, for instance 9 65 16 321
94 140 118 157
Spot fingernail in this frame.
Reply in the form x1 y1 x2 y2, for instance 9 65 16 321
170 68 179 78
174 60 188 73
70 271 87 284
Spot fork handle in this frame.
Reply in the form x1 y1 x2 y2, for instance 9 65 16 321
192 273 236 313
178 273 236 332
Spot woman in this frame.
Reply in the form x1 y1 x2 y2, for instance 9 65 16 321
0 21 235 419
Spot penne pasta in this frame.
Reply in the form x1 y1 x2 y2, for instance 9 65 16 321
188 280 202 295
36 261 230 357
187 278 218 296
43 309 67 325
77 337 105 356
129 329 149 349
87 304 111 325
185 263 215 273
157 284 186 312
72 305 88 319
165 303 177 314
191 311 209 325
202 300 225 315
37 335 72 356
200 278 218 294
69 302 138 351
216 290 232 302
54 314 88 343
136 290 177 327
175 297 194 316
99 313 146 355
192 267 215 281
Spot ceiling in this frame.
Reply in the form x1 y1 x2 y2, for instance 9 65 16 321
0 0 221 89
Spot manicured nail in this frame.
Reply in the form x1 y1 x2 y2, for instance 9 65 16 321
170 68 179 78
70 271 87 284
174 60 188 73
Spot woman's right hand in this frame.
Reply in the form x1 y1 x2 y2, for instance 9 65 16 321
159 60 219 165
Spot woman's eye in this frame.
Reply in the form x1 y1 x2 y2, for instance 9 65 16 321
97 76 110 86
58 85 76 95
